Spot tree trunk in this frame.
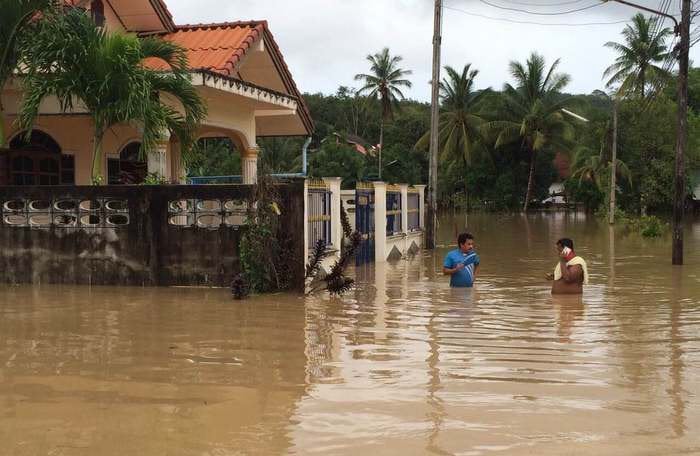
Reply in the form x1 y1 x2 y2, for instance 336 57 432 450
609 100 618 225
91 129 105 185
523 152 536 212
0 98 6 147
378 120 383 180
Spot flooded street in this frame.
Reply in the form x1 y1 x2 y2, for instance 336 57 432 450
1 213 700 455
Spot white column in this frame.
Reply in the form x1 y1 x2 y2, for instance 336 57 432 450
400 184 409 234
414 185 427 229
303 179 309 261
324 177 342 253
399 184 409 256
374 182 387 263
242 147 259 184
147 130 170 180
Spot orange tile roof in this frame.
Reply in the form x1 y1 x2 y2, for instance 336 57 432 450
149 21 265 76
148 21 313 134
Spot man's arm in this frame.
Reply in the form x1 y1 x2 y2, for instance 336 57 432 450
443 263 465 275
559 261 583 283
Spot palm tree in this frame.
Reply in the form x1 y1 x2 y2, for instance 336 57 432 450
18 7 206 183
603 13 672 98
486 53 575 211
571 145 632 191
354 48 412 179
0 0 53 146
418 64 490 167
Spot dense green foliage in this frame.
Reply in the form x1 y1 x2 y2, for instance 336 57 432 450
0 0 53 146
17 7 206 184
603 13 671 97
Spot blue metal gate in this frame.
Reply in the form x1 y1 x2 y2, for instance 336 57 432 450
355 184 375 265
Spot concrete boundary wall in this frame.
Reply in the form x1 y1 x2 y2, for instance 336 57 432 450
0 182 306 289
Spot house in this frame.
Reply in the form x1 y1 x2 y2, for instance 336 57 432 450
331 132 373 156
0 0 312 186
543 152 572 205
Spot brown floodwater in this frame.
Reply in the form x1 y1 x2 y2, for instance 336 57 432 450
1 213 699 455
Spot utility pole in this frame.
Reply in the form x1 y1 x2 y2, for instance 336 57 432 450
604 0 687 264
609 99 618 225
673 0 690 265
426 0 442 250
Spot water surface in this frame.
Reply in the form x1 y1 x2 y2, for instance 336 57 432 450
1 213 699 455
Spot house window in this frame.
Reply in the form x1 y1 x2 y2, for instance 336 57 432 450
108 142 147 185
91 0 105 27
8 131 70 186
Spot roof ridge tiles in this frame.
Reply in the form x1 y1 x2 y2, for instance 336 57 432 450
174 20 267 31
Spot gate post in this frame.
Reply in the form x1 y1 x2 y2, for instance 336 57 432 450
303 179 309 261
414 185 427 230
323 177 342 253
374 181 387 263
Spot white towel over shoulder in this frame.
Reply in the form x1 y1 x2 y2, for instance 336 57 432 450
554 256 589 285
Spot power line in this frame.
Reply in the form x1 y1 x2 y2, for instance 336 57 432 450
497 0 589 6
477 0 604 15
443 5 629 26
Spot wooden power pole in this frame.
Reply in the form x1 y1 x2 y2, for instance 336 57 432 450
426 0 442 250
673 0 690 265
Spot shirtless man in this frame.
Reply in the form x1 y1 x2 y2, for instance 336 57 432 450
546 238 588 295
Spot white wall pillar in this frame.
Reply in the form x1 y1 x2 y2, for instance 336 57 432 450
399 184 409 256
242 147 259 184
414 185 427 229
374 182 387 263
324 177 342 253
400 184 409 233
303 179 309 260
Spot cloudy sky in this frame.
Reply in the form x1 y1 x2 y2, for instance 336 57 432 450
167 0 696 101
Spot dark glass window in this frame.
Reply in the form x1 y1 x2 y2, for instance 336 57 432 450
91 0 105 27
8 131 70 186
108 142 147 185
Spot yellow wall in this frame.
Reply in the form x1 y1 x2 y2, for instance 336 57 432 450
5 116 141 185
2 84 264 185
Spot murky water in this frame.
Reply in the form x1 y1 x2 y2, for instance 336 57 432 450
1 213 700 455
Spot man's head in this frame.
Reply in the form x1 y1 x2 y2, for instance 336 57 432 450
457 232 475 253
556 238 574 253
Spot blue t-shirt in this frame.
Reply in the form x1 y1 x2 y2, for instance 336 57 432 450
444 249 480 287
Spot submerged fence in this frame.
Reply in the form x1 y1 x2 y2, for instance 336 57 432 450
407 190 420 231
386 185 402 236
307 179 332 248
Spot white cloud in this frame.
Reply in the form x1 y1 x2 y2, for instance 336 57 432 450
166 0 698 100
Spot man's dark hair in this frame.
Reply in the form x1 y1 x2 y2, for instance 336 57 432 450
457 232 474 246
557 238 574 249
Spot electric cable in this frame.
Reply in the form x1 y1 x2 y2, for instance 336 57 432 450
443 4 629 26
497 0 589 6
477 0 604 15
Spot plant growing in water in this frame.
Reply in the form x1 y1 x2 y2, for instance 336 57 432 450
238 171 295 294
305 201 362 296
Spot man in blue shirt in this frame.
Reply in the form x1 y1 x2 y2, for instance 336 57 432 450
443 232 480 287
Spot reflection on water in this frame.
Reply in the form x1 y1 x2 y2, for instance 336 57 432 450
1 213 700 455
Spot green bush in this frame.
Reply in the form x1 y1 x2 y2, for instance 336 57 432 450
632 215 667 238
